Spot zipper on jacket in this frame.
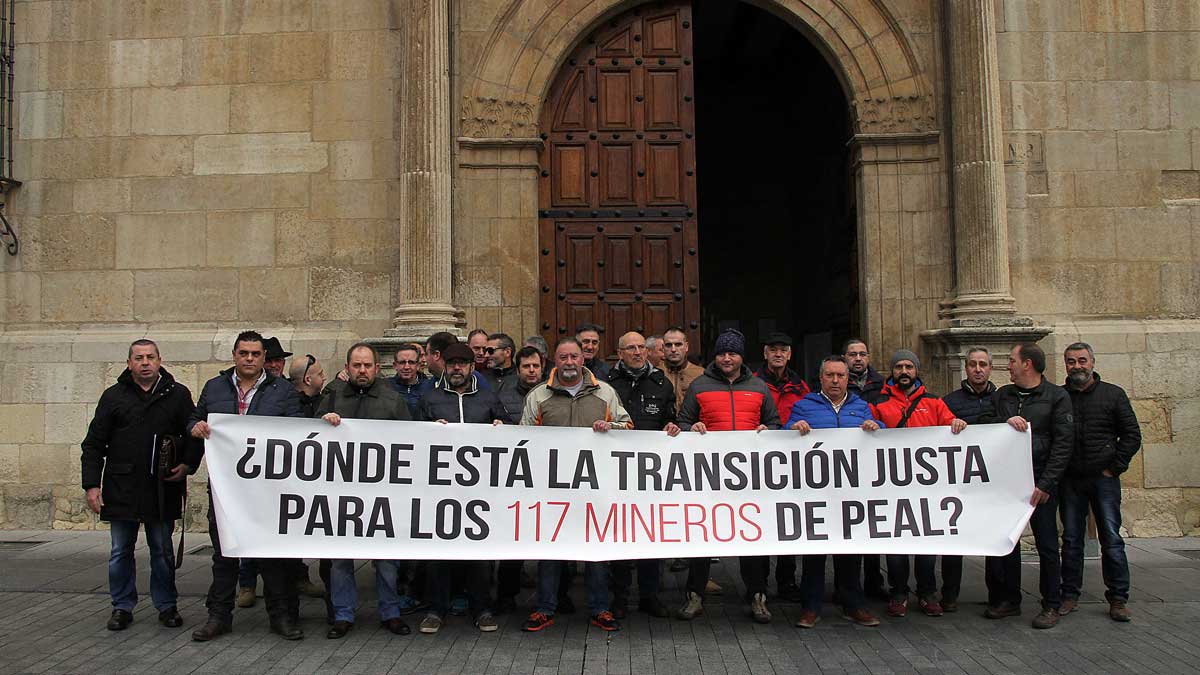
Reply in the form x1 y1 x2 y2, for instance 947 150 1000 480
728 382 737 431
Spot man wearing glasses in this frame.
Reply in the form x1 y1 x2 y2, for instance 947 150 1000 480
389 343 427 415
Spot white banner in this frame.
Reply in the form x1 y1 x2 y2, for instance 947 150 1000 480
205 413 1034 560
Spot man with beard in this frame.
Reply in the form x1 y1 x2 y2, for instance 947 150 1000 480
82 339 196 631
871 350 967 619
787 356 883 629
576 323 611 379
670 329 781 624
938 347 997 611
661 326 704 409
318 343 414 639
983 343 1073 629
413 342 507 634
606 332 675 618
520 338 631 633
188 331 305 642
1058 342 1141 622
486 333 523 422
389 343 427 415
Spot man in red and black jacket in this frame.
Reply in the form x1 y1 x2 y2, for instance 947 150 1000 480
871 350 966 620
754 331 810 601
670 329 781 624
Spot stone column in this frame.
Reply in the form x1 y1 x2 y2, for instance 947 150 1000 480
946 0 1016 321
386 0 462 342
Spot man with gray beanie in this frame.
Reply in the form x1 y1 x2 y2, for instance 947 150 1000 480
871 349 966 618
669 329 781 624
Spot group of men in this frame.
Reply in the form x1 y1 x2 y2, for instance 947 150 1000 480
80 322 1141 641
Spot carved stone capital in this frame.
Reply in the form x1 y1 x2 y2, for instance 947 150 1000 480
853 95 936 134
460 96 537 138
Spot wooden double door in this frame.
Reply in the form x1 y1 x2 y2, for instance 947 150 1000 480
538 1 700 361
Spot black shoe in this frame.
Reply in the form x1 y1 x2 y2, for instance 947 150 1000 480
612 597 628 620
158 607 183 628
865 585 890 601
269 618 304 640
495 596 517 615
637 597 670 618
106 609 133 631
777 582 803 602
382 617 411 635
326 621 352 639
191 621 231 642
557 594 576 614
668 558 689 572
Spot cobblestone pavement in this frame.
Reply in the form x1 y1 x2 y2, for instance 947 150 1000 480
2 530 1199 674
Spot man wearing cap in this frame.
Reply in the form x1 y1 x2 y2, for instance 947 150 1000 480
754 331 811 601
871 350 967 619
670 329 781 624
262 336 291 378
661 326 705 409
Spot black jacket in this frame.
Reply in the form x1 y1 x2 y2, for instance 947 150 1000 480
985 378 1074 493
299 391 324 418
416 374 510 424
606 363 676 431
493 370 527 424
316 377 411 421
1064 373 1141 477
585 357 611 380
848 366 886 404
81 368 197 522
188 368 304 462
941 380 997 425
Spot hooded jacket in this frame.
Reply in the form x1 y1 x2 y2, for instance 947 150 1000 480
606 362 677 432
521 367 632 428
81 367 197 522
677 363 781 432
755 365 811 425
416 373 509 424
1063 372 1141 477
786 390 881 430
872 380 956 428
984 377 1074 493
941 380 997 425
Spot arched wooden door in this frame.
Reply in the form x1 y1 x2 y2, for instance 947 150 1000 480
538 1 700 362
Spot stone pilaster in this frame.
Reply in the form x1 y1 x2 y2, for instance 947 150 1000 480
946 0 1016 321
385 0 463 345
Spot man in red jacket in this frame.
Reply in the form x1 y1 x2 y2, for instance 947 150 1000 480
871 350 966 618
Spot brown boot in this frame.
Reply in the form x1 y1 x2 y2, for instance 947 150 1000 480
1109 600 1132 622
1032 608 1060 629
1058 597 1078 615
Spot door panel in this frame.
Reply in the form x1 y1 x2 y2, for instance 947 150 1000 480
539 1 699 362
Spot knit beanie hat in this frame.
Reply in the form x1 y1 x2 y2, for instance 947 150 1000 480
713 329 746 357
890 349 920 370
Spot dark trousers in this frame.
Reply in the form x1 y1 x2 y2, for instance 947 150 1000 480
863 554 884 592
427 560 492 618
610 559 660 602
739 555 770 600
801 554 865 613
985 495 1061 609
886 554 937 600
775 555 797 588
497 560 524 601
941 555 963 602
685 557 711 597
1060 474 1130 602
205 491 299 624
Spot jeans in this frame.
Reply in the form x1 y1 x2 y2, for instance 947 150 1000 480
800 554 865 612
886 554 937 600
985 495 1061 609
537 561 607 616
108 519 178 612
941 555 963 602
609 559 660 602
330 560 406 623
427 560 492 617
205 489 298 624
1060 474 1130 602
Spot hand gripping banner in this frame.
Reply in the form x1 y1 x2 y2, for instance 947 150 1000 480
205 413 1035 560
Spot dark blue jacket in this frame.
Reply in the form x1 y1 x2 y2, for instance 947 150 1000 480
187 368 304 461
786 391 883 430
941 380 997 425
390 372 427 415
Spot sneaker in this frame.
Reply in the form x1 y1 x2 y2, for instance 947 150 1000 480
449 595 469 616
1109 600 1131 622
941 596 958 613
795 610 820 629
475 612 498 632
887 597 908 617
918 597 944 617
669 558 689 572
705 579 723 595
637 597 670 618
396 594 426 615
1058 597 1078 615
522 611 554 632
843 608 881 627
676 591 704 620
983 602 1021 619
750 592 772 624
418 613 443 634
591 610 620 631
236 587 257 608
297 578 325 598
1032 608 1059 629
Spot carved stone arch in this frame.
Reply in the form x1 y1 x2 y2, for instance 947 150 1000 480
461 0 936 138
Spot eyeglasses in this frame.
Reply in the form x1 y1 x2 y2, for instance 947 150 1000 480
301 354 316 378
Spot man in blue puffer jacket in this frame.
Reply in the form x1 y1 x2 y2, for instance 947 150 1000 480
786 355 884 630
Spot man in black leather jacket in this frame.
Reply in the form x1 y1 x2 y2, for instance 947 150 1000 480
982 343 1074 629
